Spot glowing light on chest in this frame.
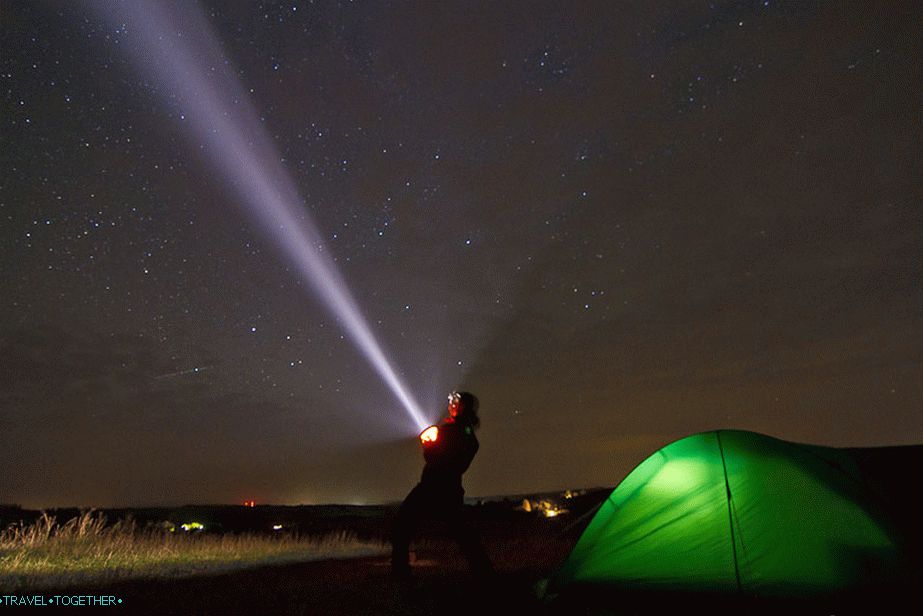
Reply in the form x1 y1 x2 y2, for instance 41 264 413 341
420 426 440 444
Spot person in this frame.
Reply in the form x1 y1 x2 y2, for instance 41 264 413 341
391 391 494 582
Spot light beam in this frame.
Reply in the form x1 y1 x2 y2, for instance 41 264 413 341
89 1 428 431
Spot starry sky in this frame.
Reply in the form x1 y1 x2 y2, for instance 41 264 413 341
2 1 921 508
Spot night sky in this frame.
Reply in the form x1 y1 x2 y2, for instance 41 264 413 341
2 1 921 509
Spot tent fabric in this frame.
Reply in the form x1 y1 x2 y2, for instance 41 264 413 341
552 430 919 596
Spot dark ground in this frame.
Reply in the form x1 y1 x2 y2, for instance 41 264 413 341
42 547 916 615
49 550 547 615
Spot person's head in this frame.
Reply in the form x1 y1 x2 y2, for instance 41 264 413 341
447 390 480 428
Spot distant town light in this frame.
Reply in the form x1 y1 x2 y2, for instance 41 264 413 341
517 497 569 519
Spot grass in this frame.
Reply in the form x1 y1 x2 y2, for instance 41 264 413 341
0 510 387 591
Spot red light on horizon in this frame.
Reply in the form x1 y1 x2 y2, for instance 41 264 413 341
243 500 256 507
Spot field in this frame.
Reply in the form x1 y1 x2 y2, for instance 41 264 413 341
0 511 387 592
0 490 603 614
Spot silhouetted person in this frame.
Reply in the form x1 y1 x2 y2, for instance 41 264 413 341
391 391 494 582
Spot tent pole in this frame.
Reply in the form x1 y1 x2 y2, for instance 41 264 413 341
716 430 743 593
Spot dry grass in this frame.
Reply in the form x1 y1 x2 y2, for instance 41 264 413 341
0 510 387 591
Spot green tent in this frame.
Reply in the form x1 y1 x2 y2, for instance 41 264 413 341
551 430 920 597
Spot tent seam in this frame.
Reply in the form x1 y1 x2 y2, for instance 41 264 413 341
716 430 743 593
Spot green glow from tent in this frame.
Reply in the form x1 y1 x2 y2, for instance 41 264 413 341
648 458 710 494
552 430 905 597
